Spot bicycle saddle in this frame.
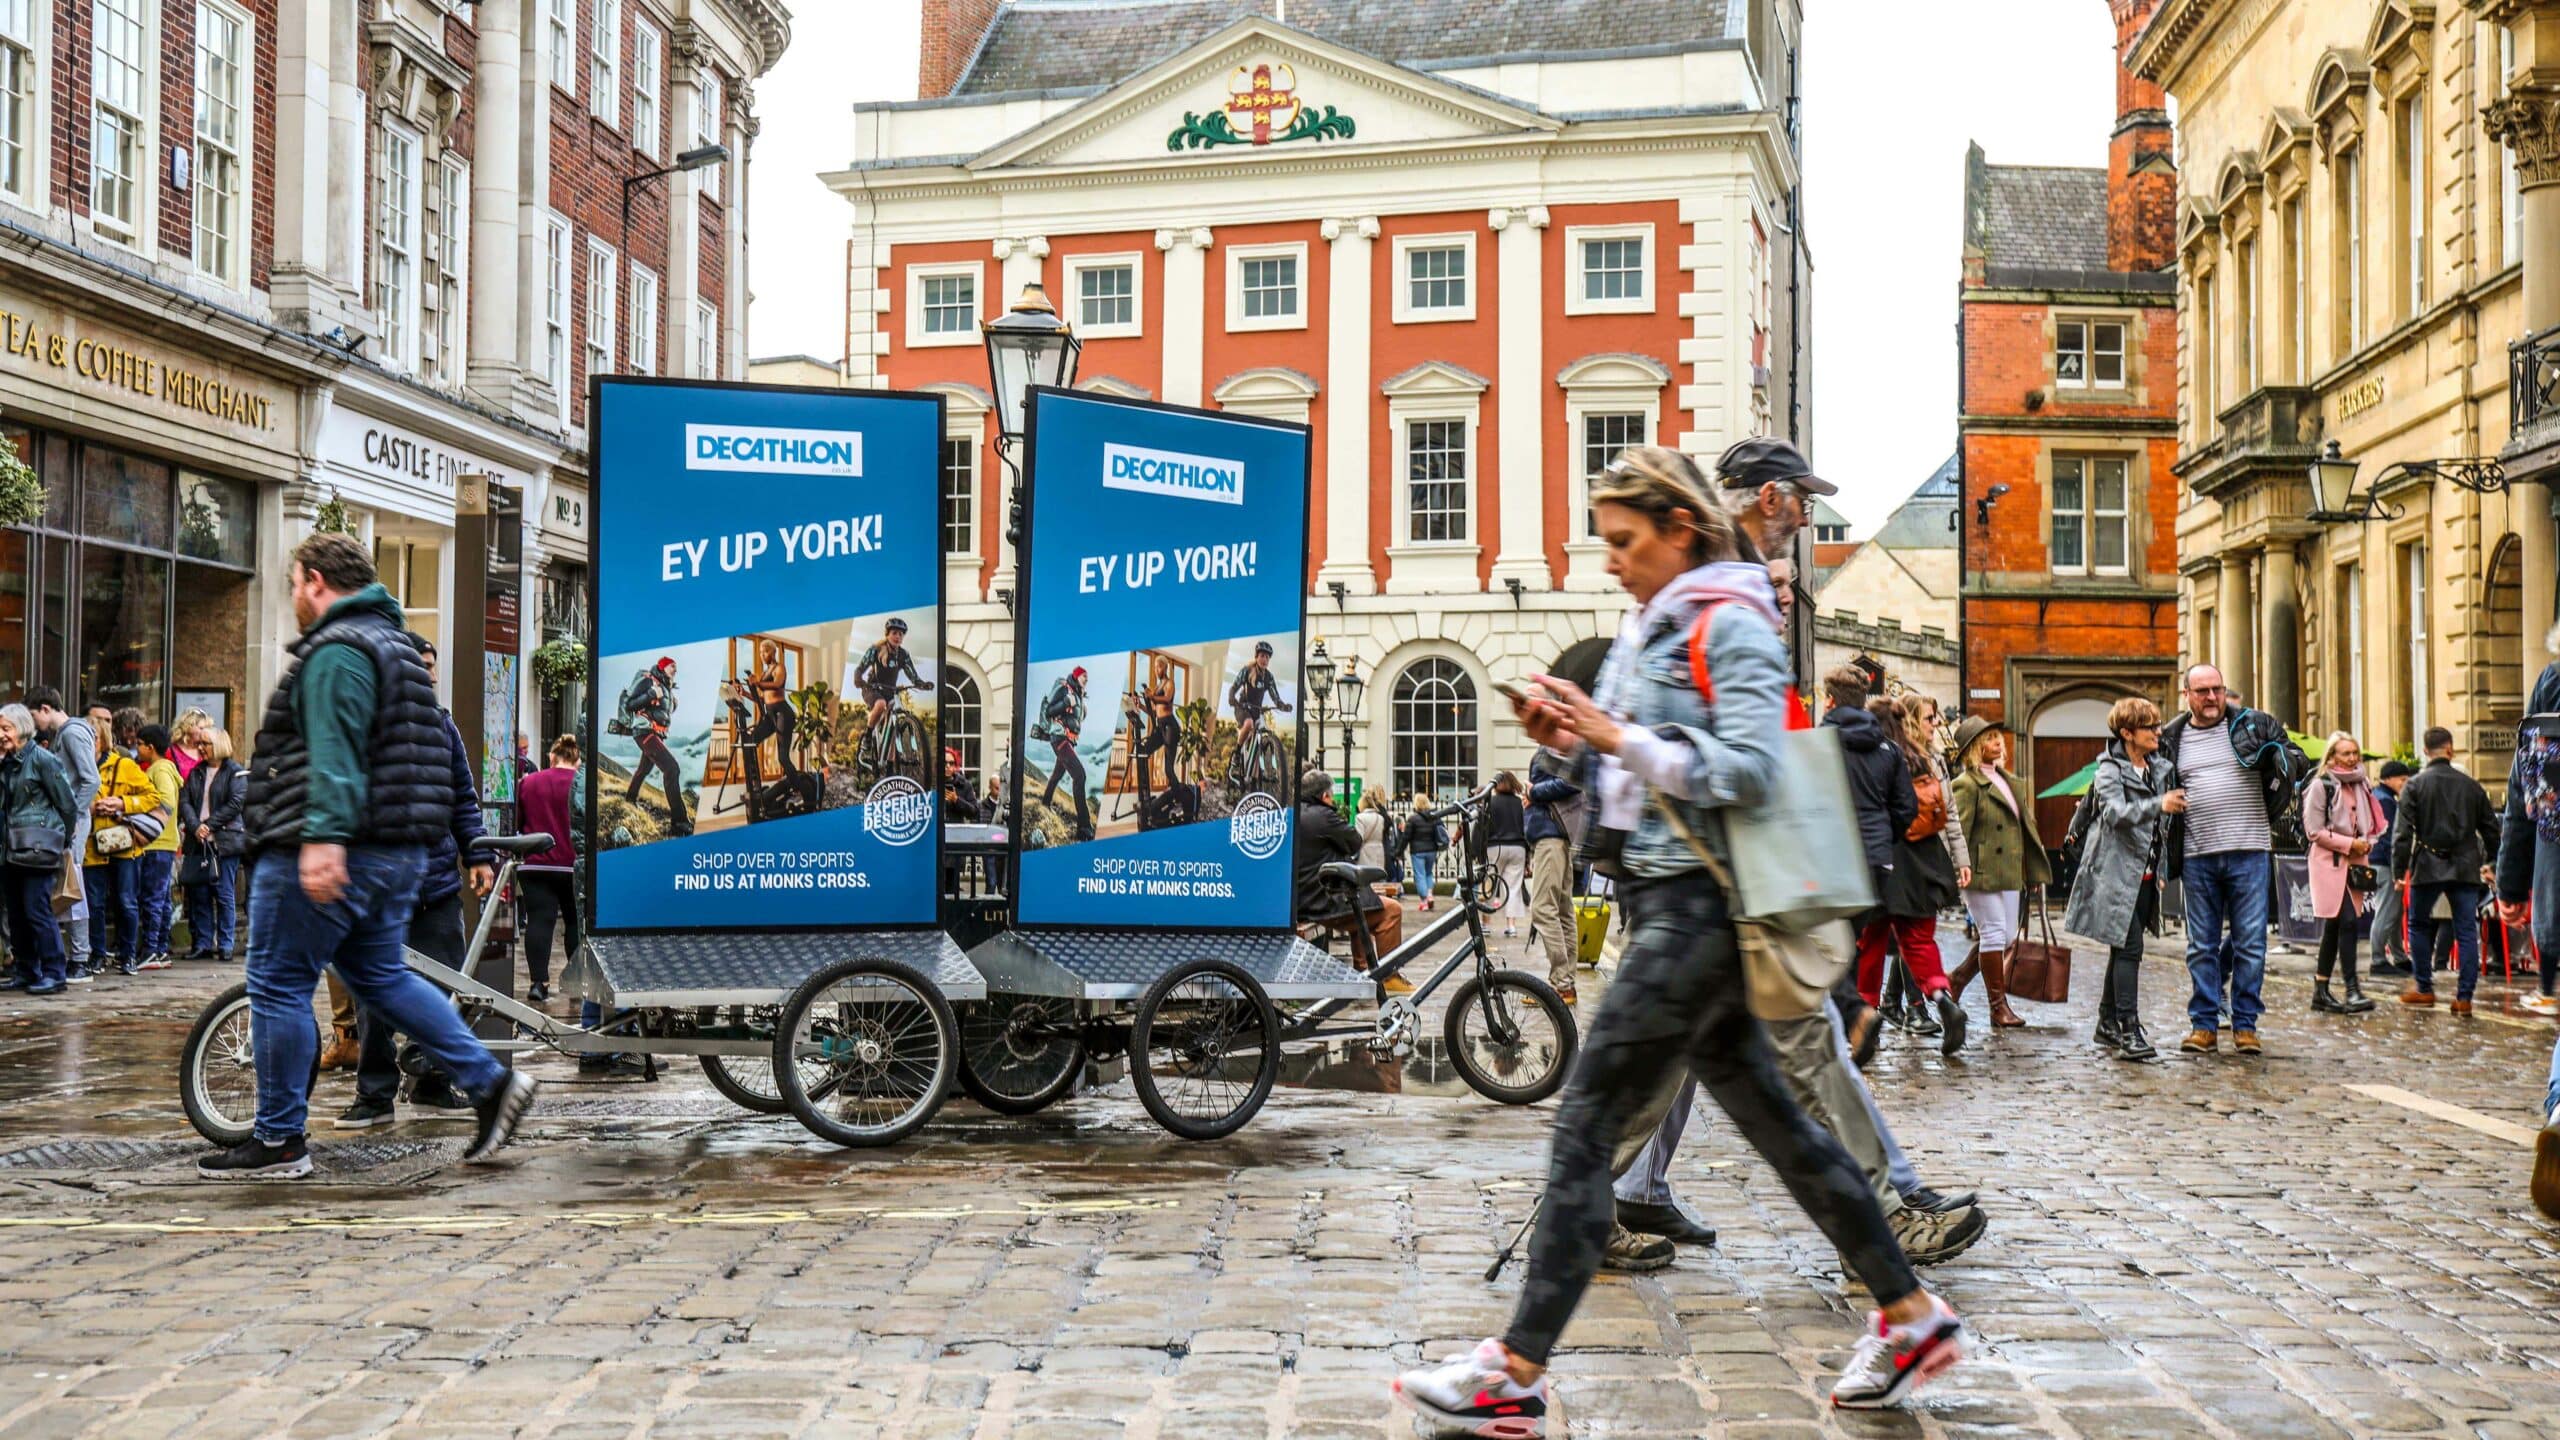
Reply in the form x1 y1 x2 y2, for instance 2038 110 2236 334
470 833 556 855
1318 862 1386 887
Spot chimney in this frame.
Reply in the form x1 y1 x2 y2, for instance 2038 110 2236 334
2107 0 2177 273
919 0 1005 100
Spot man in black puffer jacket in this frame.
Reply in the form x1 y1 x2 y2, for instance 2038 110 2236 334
198 534 535 1181
1820 666 1916 901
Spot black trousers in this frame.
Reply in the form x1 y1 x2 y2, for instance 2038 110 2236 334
356 892 465 1106
519 870 580 990
743 700 800 784
628 732 691 834
1503 870 1918 1364
1039 737 1090 833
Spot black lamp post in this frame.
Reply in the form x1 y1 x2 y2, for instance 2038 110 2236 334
621 144 729 259
1302 639 1363 807
982 282 1083 547
2308 438 2508 524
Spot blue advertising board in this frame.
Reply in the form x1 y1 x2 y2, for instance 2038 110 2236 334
1011 388 1311 931
587 377 944 932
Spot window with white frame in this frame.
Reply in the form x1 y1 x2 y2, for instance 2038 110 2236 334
628 264 658 376
1405 419 1469 544
1068 254 1138 337
1578 413 1647 538
1568 225 1653 314
585 238 617 380
693 299 717 379
632 21 663 159
940 434 975 555
192 2 245 283
1390 658 1479 804
2501 27 2522 270
693 67 723 198
2050 455 2130 576
2055 318 2126 390
942 671 983 778
908 263 979 347
374 122 422 370
1393 234 1473 323
547 0 573 92
544 213 570 420
0 0 37 206
2335 141 2364 352
424 158 468 385
1227 243 1305 331
91 0 148 239
588 0 619 124
2395 89 2425 320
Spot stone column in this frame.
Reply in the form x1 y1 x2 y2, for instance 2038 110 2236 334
1319 216 1378 597
1489 204 1551 592
517 14 558 411
326 0 365 300
724 97 756 380
467 0 524 405
270 0 344 329
1156 227 1212 407
2488 2 2560 691
2217 549 2256 700
666 50 707 379
2261 542 2301 725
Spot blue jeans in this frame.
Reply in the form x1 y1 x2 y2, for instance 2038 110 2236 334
3 864 65 985
2183 849 2270 1034
184 854 238 953
2409 882 2484 1001
2545 1032 2559 1117
1410 852 1438 899
245 847 505 1142
84 857 139 963
135 849 174 956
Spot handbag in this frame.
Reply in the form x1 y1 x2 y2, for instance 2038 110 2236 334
92 823 137 855
2346 863 2382 894
124 809 164 844
5 822 65 871
51 848 81 915
2006 888 2075 1004
1654 796 1852 1022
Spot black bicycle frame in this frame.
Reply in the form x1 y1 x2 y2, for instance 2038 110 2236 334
1282 796 1506 1045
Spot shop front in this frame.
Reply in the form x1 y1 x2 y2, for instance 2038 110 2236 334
530 470 590 748
0 279 314 731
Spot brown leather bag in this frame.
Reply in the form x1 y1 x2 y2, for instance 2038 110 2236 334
2005 888 2074 1004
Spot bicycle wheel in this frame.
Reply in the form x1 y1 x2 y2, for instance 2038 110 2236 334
1130 958 1279 1140
773 957 957 1148
1241 731 1285 801
180 981 259 1146
1443 970 1577 1106
886 711 929 786
957 994 1086 1115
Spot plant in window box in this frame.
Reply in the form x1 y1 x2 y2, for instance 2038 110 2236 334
178 485 225 560
0 441 44 529
312 489 357 536
531 638 588 696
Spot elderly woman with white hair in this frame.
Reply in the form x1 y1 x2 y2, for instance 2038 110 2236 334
0 702 80 995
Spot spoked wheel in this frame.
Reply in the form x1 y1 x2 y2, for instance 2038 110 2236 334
773 957 957 1147
180 981 259 1146
1237 730 1286 801
1130 958 1280 1141
883 710 930 787
697 1007 819 1115
1443 970 1577 1106
957 994 1086 1115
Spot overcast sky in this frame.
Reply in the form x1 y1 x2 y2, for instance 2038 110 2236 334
747 2 2125 536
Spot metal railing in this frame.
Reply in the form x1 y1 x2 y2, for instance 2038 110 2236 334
2513 324 2560 444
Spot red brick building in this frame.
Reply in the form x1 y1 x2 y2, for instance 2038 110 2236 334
1957 0 2181 838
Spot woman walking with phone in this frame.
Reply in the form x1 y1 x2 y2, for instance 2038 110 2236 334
2062 697 2184 1061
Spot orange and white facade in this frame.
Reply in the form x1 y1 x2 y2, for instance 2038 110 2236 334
828 4 1806 794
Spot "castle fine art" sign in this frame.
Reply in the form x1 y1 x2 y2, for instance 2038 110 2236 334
1168 63 1356 151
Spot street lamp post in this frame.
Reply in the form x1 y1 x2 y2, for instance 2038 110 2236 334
621 144 730 266
1301 640 1364 806
2307 439 2508 524
981 283 1083 547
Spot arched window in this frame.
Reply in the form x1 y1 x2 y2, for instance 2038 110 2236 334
942 670 982 778
1390 658 1478 805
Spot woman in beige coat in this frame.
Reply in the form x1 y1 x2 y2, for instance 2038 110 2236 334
1947 716 2050 1029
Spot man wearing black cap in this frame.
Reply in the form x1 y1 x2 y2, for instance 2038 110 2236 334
2370 759 2416 976
1712 435 1836 564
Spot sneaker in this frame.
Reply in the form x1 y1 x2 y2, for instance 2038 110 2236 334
2535 1103 2560 1222
2520 994 2559 1017
0 975 29 991
2179 1028 2215 1053
2115 1021 2158 1062
113 960 138 976
24 980 63 996
407 1080 472 1113
196 1135 311 1181
1934 991 1968 1057
1830 1297 1965 1409
1391 1338 1548 1439
1889 1202 1987 1267
1899 1186 1976 1214
65 962 93 984
1599 1223 1675 1272
464 1072 537 1162
137 954 171 971
332 1099 396 1130
1554 981 1577 1007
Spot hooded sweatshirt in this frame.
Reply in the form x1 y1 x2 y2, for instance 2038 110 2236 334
1822 702 1915 872
1595 562 1785 834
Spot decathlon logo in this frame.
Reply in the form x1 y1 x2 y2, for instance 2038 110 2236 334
1102 443 1244 506
1228 792 1287 860
684 424 864 477
862 776 933 847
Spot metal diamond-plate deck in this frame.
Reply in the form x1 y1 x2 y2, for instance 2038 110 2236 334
967 929 1368 1002
579 931 984 1007
0 1139 444 1175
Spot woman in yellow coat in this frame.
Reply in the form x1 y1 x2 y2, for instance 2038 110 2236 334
83 726 168 975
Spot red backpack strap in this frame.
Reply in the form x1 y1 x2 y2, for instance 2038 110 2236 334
1685 599 1812 728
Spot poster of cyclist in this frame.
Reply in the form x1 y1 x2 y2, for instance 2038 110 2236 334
588 376 945 931
1011 388 1310 931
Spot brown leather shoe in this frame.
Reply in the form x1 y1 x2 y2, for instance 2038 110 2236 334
2399 988 2437 1007
2179 1028 2216 1053
2232 1030 2261 1055
2450 999 2474 1016
318 1028 359 1071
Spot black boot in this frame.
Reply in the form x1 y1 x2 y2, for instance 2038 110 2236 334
2114 1018 2157 1061
2340 961 2377 1013
2093 1011 2124 1048
2312 979 2345 1013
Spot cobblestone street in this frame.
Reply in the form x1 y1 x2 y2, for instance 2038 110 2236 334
1 931 2556 1439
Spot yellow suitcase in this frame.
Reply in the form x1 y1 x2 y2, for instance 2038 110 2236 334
1574 897 1612 966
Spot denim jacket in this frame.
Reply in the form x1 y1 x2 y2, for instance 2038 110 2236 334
1590 577 1788 880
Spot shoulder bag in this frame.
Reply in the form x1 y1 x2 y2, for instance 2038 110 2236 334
1653 796 1852 1022
2005 888 2075 1004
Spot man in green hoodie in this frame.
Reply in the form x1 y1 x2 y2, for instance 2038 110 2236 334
196 533 536 1180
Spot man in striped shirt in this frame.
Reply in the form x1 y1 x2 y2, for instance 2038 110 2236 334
2157 664 2300 1056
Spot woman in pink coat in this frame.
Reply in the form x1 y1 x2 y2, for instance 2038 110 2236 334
2302 732 2384 1015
